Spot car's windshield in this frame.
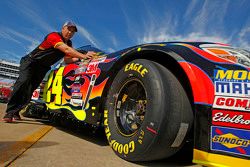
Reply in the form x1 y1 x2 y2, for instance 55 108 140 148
77 45 105 54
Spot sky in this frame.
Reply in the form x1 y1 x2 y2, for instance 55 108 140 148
0 0 250 63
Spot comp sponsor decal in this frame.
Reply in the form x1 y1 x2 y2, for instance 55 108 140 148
212 110 250 129
213 96 250 111
211 126 250 157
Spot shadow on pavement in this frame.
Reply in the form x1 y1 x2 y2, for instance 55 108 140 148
54 125 108 147
47 120 196 167
136 143 195 166
12 109 197 167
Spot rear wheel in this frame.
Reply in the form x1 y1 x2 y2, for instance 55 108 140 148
104 59 193 161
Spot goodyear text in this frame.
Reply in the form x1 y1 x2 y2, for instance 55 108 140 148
104 110 135 155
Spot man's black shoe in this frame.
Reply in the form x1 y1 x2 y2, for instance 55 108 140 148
13 113 22 121
2 113 13 123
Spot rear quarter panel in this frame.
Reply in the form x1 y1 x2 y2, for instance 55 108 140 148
168 43 250 166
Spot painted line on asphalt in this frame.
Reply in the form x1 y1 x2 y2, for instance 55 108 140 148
0 125 53 167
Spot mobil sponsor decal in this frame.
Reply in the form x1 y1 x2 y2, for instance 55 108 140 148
213 96 250 111
211 126 250 157
212 110 250 129
214 70 250 82
214 70 250 97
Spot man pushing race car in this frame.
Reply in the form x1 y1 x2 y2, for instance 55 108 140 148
2 21 96 123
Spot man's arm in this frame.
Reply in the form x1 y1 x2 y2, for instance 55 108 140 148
55 43 95 63
63 56 79 64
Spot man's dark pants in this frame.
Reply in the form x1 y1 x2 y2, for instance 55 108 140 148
6 56 49 115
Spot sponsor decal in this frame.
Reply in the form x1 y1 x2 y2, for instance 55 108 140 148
212 110 250 129
124 63 148 77
70 99 83 106
31 89 40 100
214 70 250 82
86 61 99 73
86 56 106 74
215 81 250 97
213 96 250 111
71 92 82 98
213 70 250 111
70 93 83 106
211 126 250 157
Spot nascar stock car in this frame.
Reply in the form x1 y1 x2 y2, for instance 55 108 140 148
26 42 250 166
0 86 12 103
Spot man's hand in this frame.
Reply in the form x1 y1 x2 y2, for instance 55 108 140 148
56 43 95 60
83 51 96 59
56 43 97 63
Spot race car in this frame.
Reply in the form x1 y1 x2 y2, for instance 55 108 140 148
26 42 250 166
0 85 13 103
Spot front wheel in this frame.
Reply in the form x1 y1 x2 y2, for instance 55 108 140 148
104 59 193 161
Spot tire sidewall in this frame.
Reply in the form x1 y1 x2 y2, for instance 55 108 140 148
104 59 176 160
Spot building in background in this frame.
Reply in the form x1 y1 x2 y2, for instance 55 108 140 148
0 59 19 80
0 59 19 103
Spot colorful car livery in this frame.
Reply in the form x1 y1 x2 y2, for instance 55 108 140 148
28 42 250 166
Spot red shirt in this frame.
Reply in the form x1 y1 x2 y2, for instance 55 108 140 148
28 32 72 67
39 32 66 50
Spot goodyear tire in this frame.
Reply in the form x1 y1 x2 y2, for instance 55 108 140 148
104 59 193 161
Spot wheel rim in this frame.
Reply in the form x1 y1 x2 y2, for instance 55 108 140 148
115 78 147 136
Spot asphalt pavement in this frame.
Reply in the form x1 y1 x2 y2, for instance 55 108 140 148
0 103 200 167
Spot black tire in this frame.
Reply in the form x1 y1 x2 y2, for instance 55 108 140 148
104 59 193 161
